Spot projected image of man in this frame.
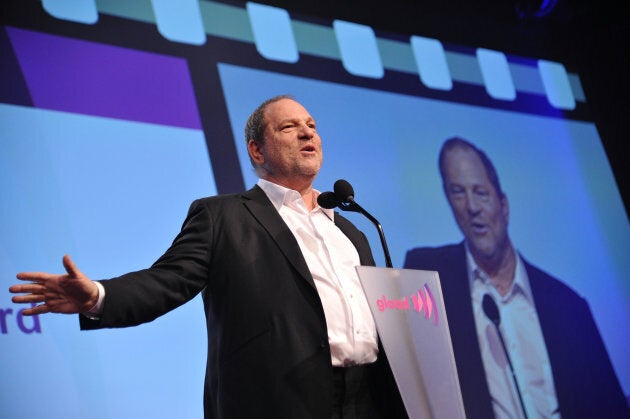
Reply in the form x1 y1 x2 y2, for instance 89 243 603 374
404 137 628 419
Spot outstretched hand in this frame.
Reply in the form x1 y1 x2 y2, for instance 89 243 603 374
10 255 99 316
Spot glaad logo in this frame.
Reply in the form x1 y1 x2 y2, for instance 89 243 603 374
375 284 439 325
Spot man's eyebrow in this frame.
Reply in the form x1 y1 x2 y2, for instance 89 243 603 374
276 116 315 125
276 117 297 125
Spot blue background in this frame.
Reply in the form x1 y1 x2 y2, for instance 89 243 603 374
1 2 628 418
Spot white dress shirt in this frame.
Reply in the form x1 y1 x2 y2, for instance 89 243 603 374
258 179 378 367
467 245 561 419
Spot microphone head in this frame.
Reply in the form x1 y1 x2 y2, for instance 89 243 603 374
482 294 501 326
317 191 339 209
333 179 355 203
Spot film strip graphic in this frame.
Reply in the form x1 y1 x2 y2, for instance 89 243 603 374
41 0 582 110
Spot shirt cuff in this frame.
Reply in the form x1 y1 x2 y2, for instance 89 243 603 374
82 281 105 320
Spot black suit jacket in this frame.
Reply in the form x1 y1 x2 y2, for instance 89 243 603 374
404 242 628 419
80 186 403 418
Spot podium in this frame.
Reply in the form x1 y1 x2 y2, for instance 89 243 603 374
356 266 466 419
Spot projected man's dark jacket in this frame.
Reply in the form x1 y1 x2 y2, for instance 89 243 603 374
404 242 628 419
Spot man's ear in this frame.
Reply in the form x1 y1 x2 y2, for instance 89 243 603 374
248 139 264 165
501 193 510 221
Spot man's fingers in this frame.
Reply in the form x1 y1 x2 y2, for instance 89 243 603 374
16 271 52 282
62 254 82 278
9 283 46 294
10 282 47 303
20 304 51 316
11 293 46 303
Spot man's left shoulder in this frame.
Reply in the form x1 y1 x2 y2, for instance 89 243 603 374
523 258 584 303
332 211 353 227
333 212 365 241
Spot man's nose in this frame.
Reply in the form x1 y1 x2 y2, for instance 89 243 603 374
297 123 315 139
465 190 481 214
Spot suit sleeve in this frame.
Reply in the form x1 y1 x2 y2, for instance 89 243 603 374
81 199 211 329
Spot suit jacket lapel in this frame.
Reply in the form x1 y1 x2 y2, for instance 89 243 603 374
333 213 375 266
242 186 316 290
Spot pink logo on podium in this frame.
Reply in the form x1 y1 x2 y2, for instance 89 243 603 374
375 284 439 325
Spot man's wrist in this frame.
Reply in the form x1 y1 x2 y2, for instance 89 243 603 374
82 281 105 320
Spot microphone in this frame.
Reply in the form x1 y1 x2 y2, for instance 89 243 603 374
482 293 501 326
319 179 393 268
482 294 529 419
317 191 339 209
334 179 355 204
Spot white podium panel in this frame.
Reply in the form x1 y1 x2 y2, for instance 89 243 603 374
356 266 465 419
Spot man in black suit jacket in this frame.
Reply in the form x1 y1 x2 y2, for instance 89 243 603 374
404 137 628 418
10 95 404 418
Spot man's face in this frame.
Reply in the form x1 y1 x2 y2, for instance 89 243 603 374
250 99 323 188
442 146 510 263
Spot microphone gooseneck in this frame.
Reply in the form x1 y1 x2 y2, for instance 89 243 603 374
321 179 392 268
482 294 529 419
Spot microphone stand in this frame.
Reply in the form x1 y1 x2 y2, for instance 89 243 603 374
483 294 529 419
493 324 528 419
337 199 393 268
